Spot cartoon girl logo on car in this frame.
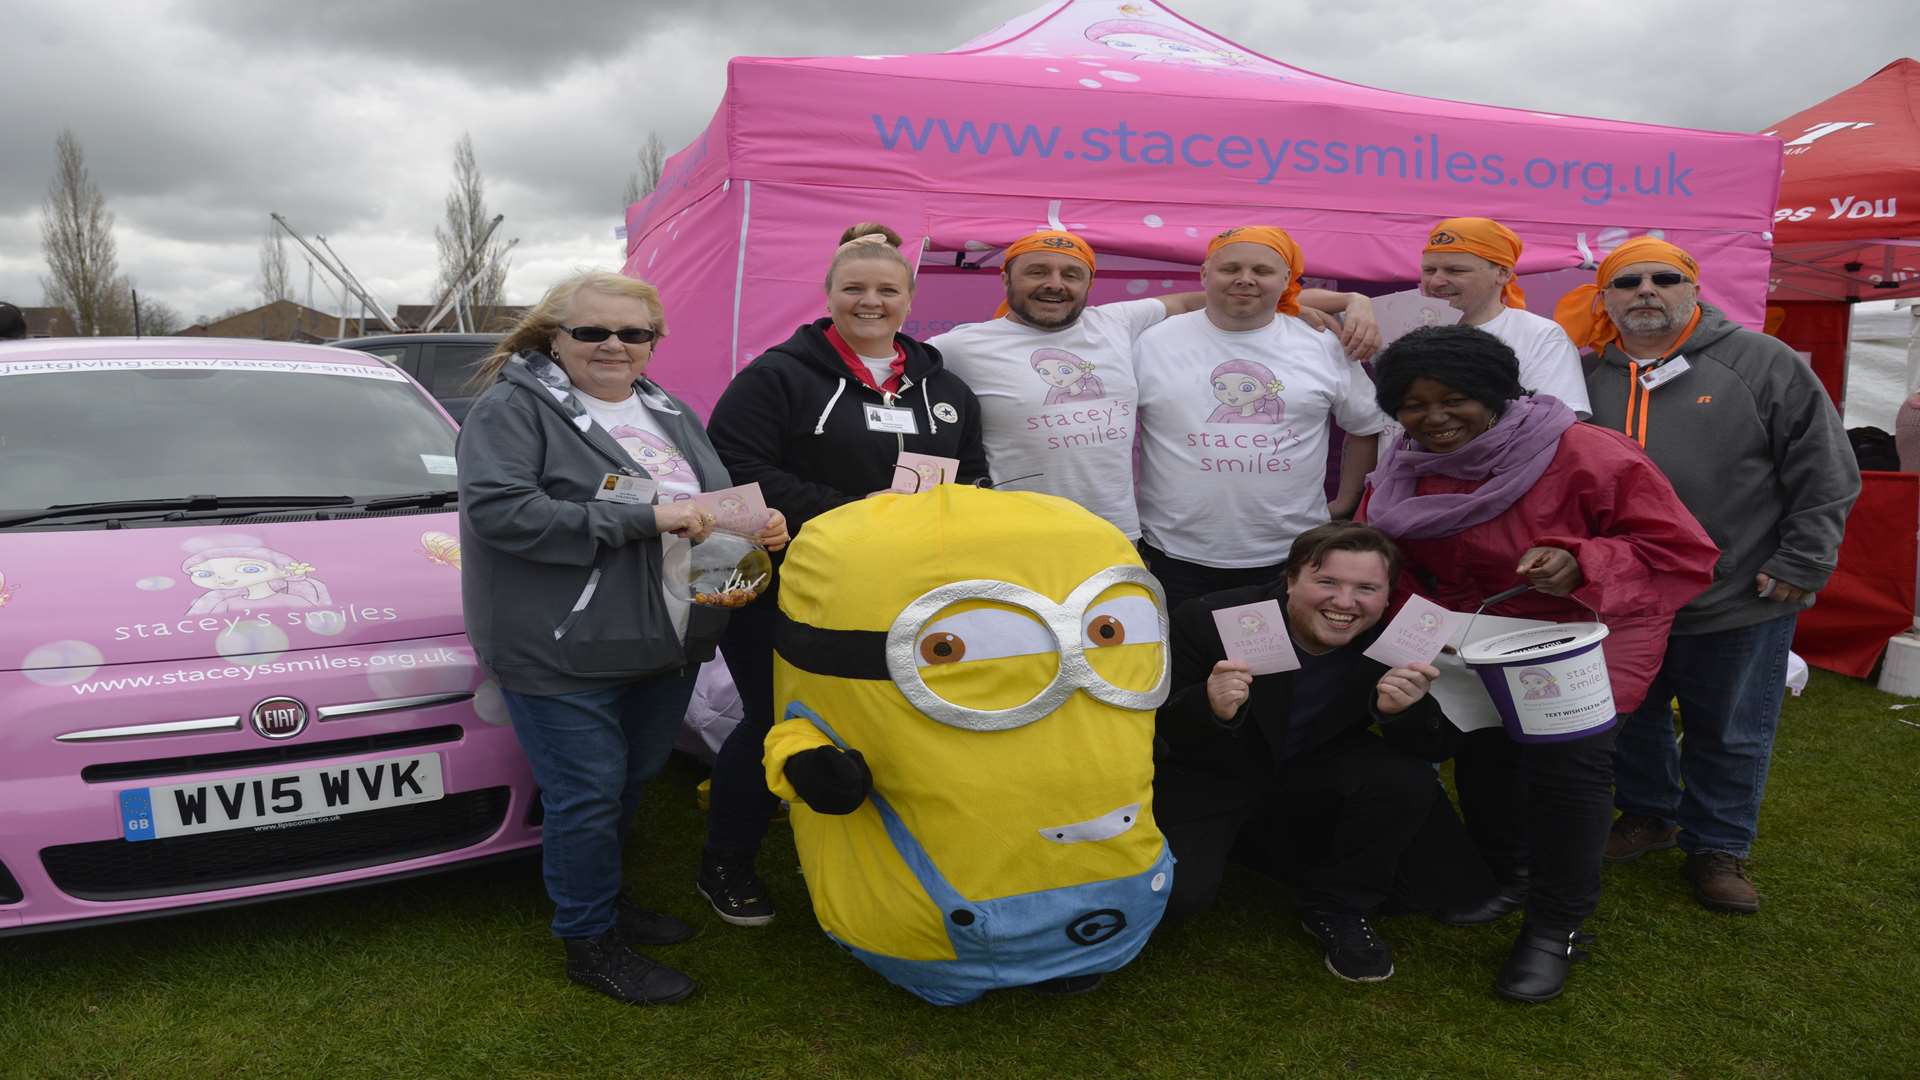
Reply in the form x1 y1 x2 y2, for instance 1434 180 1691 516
181 541 332 614
1207 359 1286 425
1517 668 1562 701
1031 348 1106 405
610 426 689 483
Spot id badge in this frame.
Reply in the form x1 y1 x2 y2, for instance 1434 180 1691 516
593 473 658 505
863 404 919 435
1638 356 1690 392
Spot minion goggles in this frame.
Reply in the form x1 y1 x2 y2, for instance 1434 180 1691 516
776 565 1171 733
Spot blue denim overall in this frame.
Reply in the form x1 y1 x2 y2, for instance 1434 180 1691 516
792 702 1173 1005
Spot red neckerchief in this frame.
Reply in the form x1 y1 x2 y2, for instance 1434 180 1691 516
825 325 906 394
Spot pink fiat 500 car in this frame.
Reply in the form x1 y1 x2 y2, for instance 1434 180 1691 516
0 338 540 935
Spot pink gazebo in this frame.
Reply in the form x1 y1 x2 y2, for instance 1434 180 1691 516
625 0 1782 415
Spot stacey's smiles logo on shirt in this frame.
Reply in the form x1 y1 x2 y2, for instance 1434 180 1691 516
609 426 689 481
1205 359 1287 425
1031 348 1105 406
1024 398 1133 452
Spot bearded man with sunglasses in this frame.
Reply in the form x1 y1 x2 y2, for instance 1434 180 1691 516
1555 238 1859 915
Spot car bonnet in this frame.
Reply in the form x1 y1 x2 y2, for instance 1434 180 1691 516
0 513 468 676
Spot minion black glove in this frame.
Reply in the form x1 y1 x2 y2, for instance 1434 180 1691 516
782 746 873 815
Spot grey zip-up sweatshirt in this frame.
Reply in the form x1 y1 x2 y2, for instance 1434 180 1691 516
1584 303 1860 635
456 360 730 695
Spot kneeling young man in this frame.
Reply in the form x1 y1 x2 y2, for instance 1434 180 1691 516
1154 523 1496 982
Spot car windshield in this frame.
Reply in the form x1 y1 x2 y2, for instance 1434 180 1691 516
0 358 458 511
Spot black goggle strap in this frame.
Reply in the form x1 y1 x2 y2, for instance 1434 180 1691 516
775 611 892 681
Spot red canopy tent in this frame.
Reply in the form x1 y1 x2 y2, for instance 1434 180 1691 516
1763 59 1920 678
1767 58 1920 304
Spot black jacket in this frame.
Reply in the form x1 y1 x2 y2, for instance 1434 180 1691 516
706 320 989 538
1156 579 1461 782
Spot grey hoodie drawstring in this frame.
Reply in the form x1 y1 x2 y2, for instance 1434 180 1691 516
815 377 847 435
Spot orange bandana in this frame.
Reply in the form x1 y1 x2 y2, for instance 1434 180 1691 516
1552 238 1702 353
994 231 1097 318
1425 217 1527 309
1206 226 1303 315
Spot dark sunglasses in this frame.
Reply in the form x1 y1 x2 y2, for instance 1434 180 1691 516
559 325 658 345
1607 272 1691 290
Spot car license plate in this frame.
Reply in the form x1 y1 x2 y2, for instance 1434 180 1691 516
118 754 444 842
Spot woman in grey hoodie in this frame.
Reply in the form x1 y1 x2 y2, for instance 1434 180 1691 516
457 271 788 1006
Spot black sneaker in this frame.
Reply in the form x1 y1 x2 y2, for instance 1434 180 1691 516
697 857 775 926
562 932 697 1005
613 893 696 946
1300 910 1394 983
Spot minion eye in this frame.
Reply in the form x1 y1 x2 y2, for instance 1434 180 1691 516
1082 595 1162 648
913 607 1055 668
920 633 965 665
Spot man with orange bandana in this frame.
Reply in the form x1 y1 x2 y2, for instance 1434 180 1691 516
929 231 1378 540
1559 238 1858 914
1419 218 1589 418
1133 227 1389 611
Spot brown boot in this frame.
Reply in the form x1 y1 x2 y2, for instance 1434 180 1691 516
1603 813 1678 862
1684 852 1760 914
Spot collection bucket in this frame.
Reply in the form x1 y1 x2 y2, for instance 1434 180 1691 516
1458 622 1617 743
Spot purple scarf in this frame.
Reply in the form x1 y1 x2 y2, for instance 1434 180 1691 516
1365 394 1577 540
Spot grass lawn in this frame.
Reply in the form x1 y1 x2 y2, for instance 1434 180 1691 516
3 668 1916 1079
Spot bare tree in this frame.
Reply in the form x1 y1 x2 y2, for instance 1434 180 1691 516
258 225 292 306
39 130 123 336
134 294 185 335
622 130 667 207
433 133 510 329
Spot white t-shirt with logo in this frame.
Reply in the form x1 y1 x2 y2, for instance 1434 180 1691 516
1480 306 1590 418
576 390 704 642
929 299 1165 538
1135 311 1390 568
576 392 704 501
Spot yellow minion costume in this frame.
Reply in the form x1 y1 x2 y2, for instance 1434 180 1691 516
764 485 1173 1004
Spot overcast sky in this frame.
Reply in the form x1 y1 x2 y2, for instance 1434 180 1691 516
1 0 1907 323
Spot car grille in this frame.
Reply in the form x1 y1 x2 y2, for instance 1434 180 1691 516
80 725 464 783
40 787 509 901
0 859 21 905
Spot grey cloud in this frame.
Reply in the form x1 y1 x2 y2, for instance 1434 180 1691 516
181 0 1024 78
3 0 1908 318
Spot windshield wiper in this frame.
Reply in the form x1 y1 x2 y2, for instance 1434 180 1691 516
0 495 355 529
357 489 458 512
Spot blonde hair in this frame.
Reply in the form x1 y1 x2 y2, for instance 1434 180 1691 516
471 270 667 388
825 222 915 293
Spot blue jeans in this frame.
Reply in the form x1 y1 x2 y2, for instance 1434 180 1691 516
1613 614 1798 860
502 670 696 939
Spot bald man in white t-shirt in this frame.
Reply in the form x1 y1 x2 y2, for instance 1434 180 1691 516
1133 227 1390 612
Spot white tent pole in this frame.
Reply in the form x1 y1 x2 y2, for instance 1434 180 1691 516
729 180 753 378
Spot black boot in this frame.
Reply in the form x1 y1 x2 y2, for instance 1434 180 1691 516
563 932 698 1005
1495 925 1592 1003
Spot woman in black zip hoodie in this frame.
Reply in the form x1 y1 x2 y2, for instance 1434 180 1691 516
697 223 987 925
